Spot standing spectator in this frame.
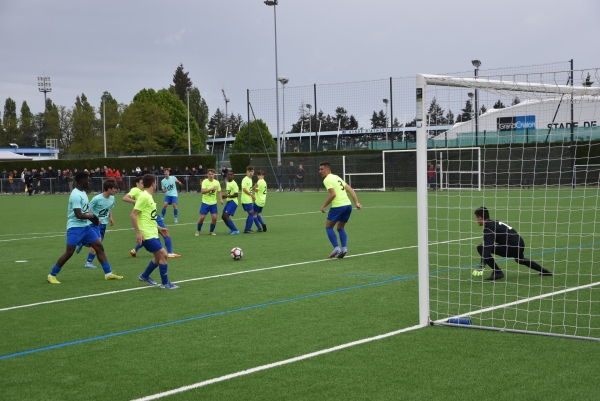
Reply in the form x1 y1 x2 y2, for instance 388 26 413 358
435 164 441 190
276 161 284 192
67 169 74 192
12 170 20 193
24 169 34 195
121 169 128 192
198 164 206 187
114 168 122 192
427 162 435 191
142 166 149 176
48 166 57 194
287 161 297 192
1 169 8 194
182 166 191 192
135 167 142 176
151 165 159 175
221 165 229 185
297 164 306 191
8 170 16 194
158 166 164 176
57 169 64 194
190 167 198 192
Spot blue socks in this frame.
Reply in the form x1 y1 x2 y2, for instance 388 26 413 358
338 229 347 247
326 227 339 247
174 209 178 218
257 215 265 225
163 237 173 254
101 261 111 274
254 217 261 230
134 244 143 252
87 253 96 263
161 208 167 218
210 223 216 233
159 264 169 285
142 261 158 278
197 223 203 232
50 265 61 276
225 220 237 231
245 212 254 231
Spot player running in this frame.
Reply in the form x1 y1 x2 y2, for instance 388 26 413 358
241 165 256 234
474 206 552 281
196 168 223 236
161 168 182 223
46 171 122 284
319 161 362 258
222 170 241 235
124 176 180 258
77 178 118 268
253 170 267 232
131 174 179 289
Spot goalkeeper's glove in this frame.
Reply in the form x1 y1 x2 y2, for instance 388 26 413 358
472 264 485 277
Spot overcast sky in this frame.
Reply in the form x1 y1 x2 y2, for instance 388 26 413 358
1 0 599 123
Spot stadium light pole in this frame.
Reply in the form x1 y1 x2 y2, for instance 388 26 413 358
383 98 389 141
38 76 52 109
472 60 481 146
264 0 281 162
306 104 312 152
278 76 289 152
186 87 192 155
101 93 109 158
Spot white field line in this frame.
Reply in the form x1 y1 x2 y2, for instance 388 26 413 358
0 236 476 313
433 280 600 324
131 324 424 401
0 206 415 241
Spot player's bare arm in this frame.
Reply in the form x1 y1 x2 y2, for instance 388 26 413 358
130 209 144 245
321 188 337 213
345 185 362 209
109 209 115 226
74 208 99 225
158 226 170 237
122 194 136 204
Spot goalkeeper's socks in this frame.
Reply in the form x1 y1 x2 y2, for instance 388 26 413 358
50 265 62 276
326 227 339 247
142 261 158 278
164 236 173 254
101 262 112 275
159 264 169 285
161 208 167 218
87 253 96 263
338 228 347 247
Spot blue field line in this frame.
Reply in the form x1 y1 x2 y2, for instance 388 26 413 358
0 275 417 361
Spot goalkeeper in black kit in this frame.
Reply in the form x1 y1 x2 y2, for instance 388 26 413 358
474 207 553 281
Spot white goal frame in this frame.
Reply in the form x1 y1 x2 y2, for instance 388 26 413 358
342 155 385 191
573 164 600 186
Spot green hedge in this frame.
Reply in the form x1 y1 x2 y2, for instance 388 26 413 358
0 155 217 174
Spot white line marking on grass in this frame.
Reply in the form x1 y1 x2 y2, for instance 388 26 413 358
131 324 424 401
433 280 600 324
0 237 477 313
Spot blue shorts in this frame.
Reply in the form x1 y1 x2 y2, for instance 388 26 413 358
156 215 167 229
66 226 100 247
327 205 352 224
143 238 163 253
92 224 107 241
242 203 254 212
164 195 178 205
223 201 238 216
254 205 264 213
200 203 218 215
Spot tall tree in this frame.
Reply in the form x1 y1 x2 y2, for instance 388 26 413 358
370 110 387 129
427 97 446 126
19 101 36 147
493 99 506 109
227 113 245 137
1 98 18 146
98 92 124 154
456 99 473 123
208 108 228 138
231 119 276 152
69 94 101 154
172 63 193 103
120 101 174 154
445 110 455 125
511 96 521 106
479 104 487 115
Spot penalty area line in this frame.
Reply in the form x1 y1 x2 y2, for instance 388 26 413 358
130 324 423 401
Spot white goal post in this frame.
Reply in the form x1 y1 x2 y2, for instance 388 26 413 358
415 70 600 341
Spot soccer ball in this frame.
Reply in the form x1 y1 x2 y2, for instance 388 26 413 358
230 247 243 261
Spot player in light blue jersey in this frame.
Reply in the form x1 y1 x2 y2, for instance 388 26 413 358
47 171 122 284
77 179 118 268
161 168 182 223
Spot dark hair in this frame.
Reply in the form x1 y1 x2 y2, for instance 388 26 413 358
319 161 331 169
246 165 254 172
474 206 490 220
207 168 216 174
75 171 89 183
103 179 117 191
142 174 156 189
257 170 265 176
134 176 144 184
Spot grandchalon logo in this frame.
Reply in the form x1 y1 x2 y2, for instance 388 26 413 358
497 115 536 131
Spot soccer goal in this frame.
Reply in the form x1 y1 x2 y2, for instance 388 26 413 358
342 154 385 191
415 68 600 341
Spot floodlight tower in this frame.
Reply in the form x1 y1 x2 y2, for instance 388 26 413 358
187 87 193 155
306 103 312 152
383 98 389 141
278 76 289 151
101 93 109 158
472 60 481 145
264 0 281 162
221 89 230 117
38 76 52 109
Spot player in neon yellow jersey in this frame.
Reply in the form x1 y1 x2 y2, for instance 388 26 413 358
131 174 179 289
319 161 362 258
196 169 223 236
222 170 241 234
240 165 256 233
253 170 267 232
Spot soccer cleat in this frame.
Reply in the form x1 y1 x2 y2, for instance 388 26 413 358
329 248 342 259
484 271 505 281
229 230 240 235
75 243 84 254
130 249 137 257
138 275 158 286
540 269 553 276
243 230 255 234
174 218 178 223
195 232 200 236
84 262 97 269
105 272 123 280
256 229 263 233
168 253 181 258
160 282 180 290
261 223 267 232
46 275 60 284
337 250 347 259
209 232 217 236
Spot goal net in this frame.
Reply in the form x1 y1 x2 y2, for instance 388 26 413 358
415 68 600 341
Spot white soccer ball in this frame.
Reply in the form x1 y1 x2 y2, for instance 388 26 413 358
230 247 243 261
